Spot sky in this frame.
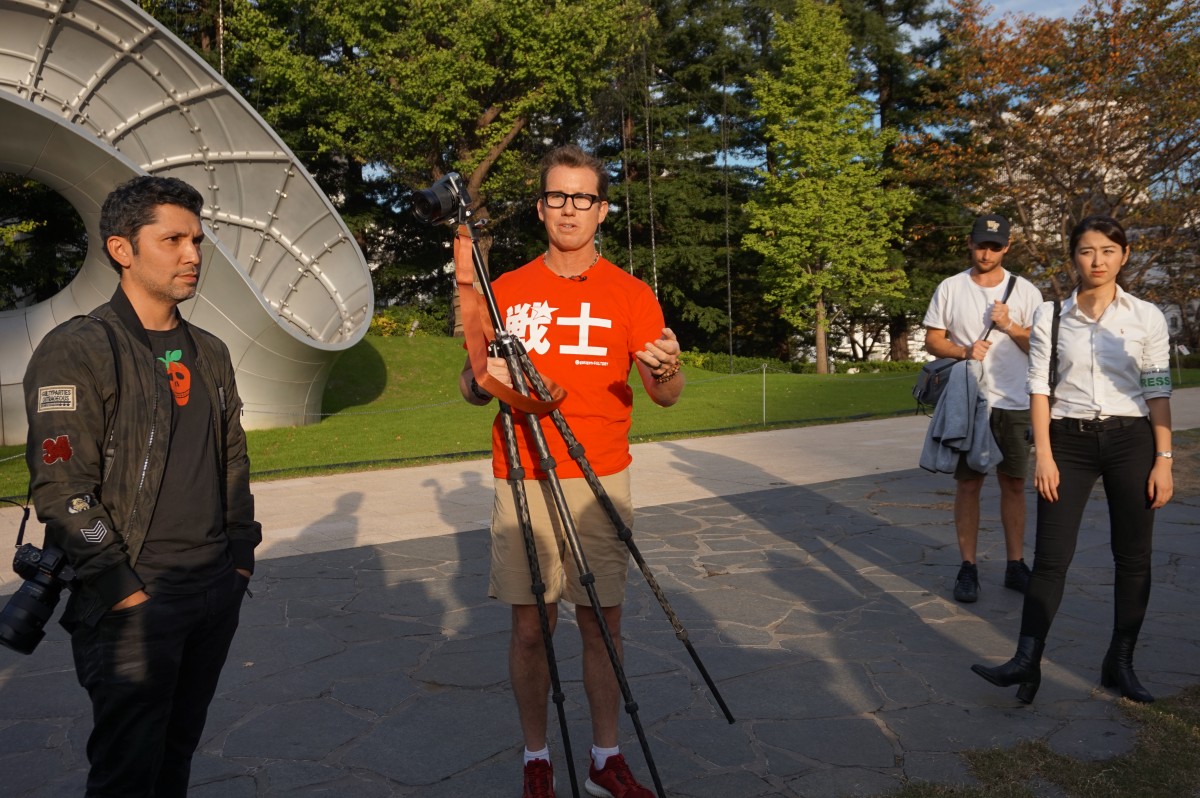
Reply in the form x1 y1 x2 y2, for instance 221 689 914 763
986 0 1086 19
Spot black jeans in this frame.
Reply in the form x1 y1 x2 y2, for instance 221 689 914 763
1020 417 1155 641
71 569 248 797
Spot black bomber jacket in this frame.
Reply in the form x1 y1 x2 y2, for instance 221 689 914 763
23 287 261 628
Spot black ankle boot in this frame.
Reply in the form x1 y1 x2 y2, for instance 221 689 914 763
971 635 1045 703
1101 632 1154 703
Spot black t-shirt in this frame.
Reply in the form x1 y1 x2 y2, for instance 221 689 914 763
137 326 230 592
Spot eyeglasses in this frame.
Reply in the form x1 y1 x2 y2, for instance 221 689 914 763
541 191 602 210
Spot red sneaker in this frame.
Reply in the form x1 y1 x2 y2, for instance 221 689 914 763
584 753 653 798
523 758 556 798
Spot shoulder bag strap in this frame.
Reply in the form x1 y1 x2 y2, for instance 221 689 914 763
1049 299 1062 402
981 274 1019 341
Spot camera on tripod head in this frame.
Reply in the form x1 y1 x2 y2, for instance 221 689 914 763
412 172 473 225
0 543 76 655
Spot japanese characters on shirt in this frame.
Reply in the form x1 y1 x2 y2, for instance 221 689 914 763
506 300 613 363
490 258 665 479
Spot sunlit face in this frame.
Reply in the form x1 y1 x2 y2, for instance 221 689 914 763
537 165 608 255
968 238 1009 273
1072 229 1129 291
107 203 204 307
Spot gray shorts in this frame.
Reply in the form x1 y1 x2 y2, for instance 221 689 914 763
955 407 1032 480
488 469 634 607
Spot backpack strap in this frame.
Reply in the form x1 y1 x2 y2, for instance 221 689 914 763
84 316 123 479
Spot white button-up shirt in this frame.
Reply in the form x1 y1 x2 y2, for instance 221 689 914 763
1027 286 1172 419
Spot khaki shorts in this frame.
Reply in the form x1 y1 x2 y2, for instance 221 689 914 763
955 407 1033 480
489 469 634 607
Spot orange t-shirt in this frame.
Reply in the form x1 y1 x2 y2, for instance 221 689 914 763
488 256 666 479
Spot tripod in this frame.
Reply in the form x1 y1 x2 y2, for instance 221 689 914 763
446 183 734 798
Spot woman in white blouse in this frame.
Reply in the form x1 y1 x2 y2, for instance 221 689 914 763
972 215 1174 704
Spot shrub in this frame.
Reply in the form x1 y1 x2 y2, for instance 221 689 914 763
679 350 924 375
369 305 448 337
1177 351 1200 369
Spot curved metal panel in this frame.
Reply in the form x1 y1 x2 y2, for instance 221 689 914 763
0 0 373 445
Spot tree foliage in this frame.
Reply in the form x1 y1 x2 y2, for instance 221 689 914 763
744 1 912 372
906 0 1200 347
101 0 1200 361
214 0 650 332
590 0 787 360
0 175 87 312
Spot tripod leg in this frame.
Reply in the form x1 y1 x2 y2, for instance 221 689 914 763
518 442 667 798
497 403 580 798
517 349 736 724
488 333 668 798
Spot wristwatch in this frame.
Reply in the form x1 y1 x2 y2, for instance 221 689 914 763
1155 451 1173 459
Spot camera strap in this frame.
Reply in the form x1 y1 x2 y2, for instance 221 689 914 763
2 495 31 549
453 228 566 415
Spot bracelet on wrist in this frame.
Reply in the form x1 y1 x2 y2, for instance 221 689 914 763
654 363 681 384
469 377 492 402
1155 451 1173 459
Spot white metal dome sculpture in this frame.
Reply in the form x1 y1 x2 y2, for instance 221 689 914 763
0 0 373 446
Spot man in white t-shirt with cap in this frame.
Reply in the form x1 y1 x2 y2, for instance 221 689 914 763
923 213 1043 603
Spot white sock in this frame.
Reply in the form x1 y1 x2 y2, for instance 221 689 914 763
524 746 550 766
591 744 620 769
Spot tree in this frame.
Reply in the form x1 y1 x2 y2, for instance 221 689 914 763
588 0 779 360
907 0 1200 350
227 0 649 308
839 0 952 361
0 175 87 311
743 1 911 373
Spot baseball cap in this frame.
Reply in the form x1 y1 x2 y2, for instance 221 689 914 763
971 213 1010 246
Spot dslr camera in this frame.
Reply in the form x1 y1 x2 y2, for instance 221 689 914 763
412 172 472 225
0 543 76 655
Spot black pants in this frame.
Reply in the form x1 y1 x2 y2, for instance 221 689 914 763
71 569 248 797
1020 417 1155 641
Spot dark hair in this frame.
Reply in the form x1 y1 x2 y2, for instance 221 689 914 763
99 176 204 273
1069 214 1128 255
539 145 609 201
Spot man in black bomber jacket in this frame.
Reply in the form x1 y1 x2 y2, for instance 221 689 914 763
23 175 261 797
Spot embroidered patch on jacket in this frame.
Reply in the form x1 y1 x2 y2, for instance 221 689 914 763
37 386 77 412
67 493 97 514
42 435 73 464
80 519 108 544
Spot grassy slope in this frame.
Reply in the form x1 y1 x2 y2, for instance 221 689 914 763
2 335 1197 494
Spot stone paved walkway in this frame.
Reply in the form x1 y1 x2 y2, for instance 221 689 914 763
0 390 1197 797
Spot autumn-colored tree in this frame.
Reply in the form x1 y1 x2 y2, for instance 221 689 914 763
905 0 1200 349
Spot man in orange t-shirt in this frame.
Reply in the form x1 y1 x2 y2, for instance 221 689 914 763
459 144 683 798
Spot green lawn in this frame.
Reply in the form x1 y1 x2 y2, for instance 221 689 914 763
2 335 1197 497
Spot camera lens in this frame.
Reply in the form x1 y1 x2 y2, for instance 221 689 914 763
0 578 60 655
412 186 453 223
411 174 463 224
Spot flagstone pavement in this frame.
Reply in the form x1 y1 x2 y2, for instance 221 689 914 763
0 389 1197 797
